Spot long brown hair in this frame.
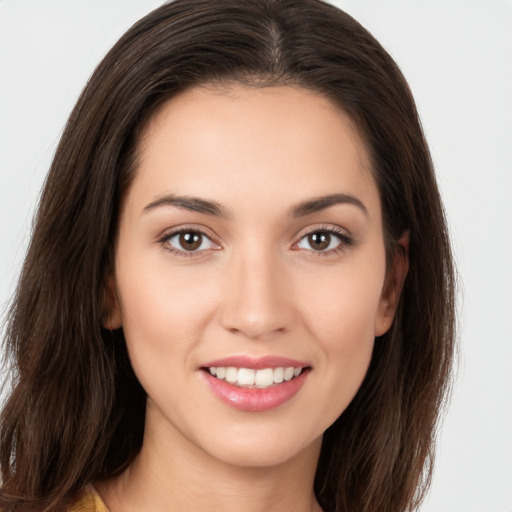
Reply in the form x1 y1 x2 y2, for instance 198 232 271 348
0 1 456 511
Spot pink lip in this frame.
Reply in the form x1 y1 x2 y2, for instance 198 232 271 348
201 355 308 370
200 369 310 413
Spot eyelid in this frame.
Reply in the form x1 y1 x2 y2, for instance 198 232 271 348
157 225 222 257
292 224 355 255
156 223 354 258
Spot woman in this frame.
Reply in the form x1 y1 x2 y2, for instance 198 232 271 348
0 1 455 511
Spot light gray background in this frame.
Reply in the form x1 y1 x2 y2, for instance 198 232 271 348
1 1 511 510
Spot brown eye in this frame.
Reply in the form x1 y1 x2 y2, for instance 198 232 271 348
308 232 331 251
297 229 347 253
179 232 202 250
165 230 216 253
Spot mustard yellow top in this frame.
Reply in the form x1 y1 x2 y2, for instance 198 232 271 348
67 486 110 512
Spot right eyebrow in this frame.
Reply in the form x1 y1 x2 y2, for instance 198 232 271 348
142 194 230 217
142 192 368 219
143 194 229 217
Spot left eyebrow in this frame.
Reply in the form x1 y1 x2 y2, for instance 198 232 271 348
290 193 368 218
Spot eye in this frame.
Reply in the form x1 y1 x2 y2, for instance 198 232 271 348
296 229 351 253
162 229 218 254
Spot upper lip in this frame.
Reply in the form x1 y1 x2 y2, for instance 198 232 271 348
200 355 309 370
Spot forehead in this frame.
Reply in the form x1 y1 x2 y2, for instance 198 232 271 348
127 85 379 218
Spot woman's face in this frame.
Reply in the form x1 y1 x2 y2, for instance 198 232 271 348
108 85 403 468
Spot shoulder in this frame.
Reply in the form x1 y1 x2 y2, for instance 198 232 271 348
67 485 110 512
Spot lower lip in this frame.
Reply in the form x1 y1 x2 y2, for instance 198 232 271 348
201 370 309 412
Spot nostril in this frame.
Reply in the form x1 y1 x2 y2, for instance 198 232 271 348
225 324 287 341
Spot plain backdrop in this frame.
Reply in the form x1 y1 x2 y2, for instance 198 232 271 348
0 1 511 511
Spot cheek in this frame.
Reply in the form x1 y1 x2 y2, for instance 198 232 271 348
295 253 386 410
307 284 378 387
115 258 218 372
300 260 386 347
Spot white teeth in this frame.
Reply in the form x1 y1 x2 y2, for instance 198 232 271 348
225 367 238 383
273 367 284 383
237 368 256 386
283 367 295 381
206 366 304 388
255 368 274 387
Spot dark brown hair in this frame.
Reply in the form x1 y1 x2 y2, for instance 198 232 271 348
0 1 455 511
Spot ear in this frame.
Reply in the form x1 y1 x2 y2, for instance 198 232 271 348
102 275 123 330
374 231 410 337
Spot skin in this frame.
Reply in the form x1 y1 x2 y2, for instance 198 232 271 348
99 85 408 512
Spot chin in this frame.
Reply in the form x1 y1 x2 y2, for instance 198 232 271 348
195 422 324 469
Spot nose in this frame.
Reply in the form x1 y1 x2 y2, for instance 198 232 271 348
220 245 292 341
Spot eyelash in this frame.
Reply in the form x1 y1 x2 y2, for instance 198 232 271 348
158 227 220 258
158 225 354 258
294 225 355 256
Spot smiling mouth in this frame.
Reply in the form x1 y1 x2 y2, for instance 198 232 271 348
202 366 308 389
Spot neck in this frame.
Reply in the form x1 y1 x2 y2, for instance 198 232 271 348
96 407 324 512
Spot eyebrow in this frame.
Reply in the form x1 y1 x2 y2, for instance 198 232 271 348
290 193 368 218
142 192 368 218
143 195 230 217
